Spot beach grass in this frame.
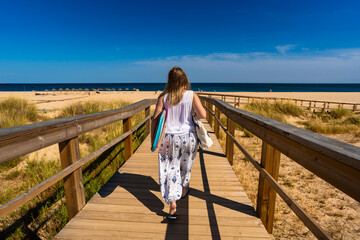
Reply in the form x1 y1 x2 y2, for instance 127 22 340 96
243 101 304 123
0 97 38 129
0 99 148 239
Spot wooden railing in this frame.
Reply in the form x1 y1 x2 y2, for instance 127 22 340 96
0 99 156 220
198 92 360 112
200 96 360 240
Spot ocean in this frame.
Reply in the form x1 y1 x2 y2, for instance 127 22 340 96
1 83 360 92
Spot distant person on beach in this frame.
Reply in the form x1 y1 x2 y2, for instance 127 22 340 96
151 66 206 220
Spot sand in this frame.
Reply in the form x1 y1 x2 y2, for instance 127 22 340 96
1 91 359 110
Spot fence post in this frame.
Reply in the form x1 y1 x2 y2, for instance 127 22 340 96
145 107 151 136
353 104 357 112
58 137 85 220
256 141 281 234
225 117 235 165
214 108 220 139
123 116 133 161
207 102 213 127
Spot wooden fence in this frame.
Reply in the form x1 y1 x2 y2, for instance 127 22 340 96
0 99 156 220
198 92 360 112
200 96 360 240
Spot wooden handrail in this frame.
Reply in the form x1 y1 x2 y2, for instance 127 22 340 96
0 99 156 220
200 96 360 239
0 99 157 164
198 92 360 112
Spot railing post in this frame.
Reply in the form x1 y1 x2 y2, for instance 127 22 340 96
207 102 213 127
145 107 151 136
256 141 281 234
58 137 85 220
225 117 235 165
214 108 220 139
123 116 133 161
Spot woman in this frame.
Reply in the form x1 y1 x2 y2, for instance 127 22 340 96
151 67 206 220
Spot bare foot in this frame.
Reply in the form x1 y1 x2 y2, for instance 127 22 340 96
169 201 177 215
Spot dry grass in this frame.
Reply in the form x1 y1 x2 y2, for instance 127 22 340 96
0 97 38 128
217 102 360 239
0 99 147 239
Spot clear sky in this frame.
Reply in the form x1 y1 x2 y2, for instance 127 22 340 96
0 0 359 83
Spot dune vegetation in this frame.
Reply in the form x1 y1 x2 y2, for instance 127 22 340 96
0 99 146 239
215 100 360 239
1 97 359 239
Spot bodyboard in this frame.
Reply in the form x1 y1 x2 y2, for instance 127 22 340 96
151 110 166 152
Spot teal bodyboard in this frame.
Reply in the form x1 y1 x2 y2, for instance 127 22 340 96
151 110 166 152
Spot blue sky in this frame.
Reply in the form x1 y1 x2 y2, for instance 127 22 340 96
0 0 359 83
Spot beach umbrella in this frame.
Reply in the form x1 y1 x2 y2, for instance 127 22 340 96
98 88 103 91
118 88 122 91
51 88 56 92
78 88 83 91
59 88 63 92
112 88 115 91
125 88 129 91
65 88 70 91
84 88 89 91
44 89 49 92
91 88 96 91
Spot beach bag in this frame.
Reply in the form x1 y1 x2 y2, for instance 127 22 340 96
190 91 213 149
151 109 167 152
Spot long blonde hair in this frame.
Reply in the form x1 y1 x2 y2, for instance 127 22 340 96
159 66 190 105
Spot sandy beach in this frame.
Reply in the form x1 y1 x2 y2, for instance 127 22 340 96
1 91 359 110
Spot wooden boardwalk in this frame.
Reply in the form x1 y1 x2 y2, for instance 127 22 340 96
55 121 271 239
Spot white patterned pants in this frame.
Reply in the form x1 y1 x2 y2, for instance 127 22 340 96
158 131 198 204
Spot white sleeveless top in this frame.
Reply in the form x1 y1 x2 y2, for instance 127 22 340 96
163 90 195 134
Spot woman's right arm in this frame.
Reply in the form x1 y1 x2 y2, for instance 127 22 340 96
193 93 207 119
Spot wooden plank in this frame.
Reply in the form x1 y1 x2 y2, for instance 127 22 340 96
59 137 85 220
256 141 280 234
55 120 271 239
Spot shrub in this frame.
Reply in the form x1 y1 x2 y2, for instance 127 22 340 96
330 108 351 119
0 97 38 128
59 100 131 118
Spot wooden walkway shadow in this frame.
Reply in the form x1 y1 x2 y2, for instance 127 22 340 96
55 120 271 239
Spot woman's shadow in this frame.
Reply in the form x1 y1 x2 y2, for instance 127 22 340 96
98 171 167 217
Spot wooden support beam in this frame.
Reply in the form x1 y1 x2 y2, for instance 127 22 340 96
207 102 213 127
256 141 281 234
225 117 235 165
123 117 133 161
145 107 151 136
59 137 85 220
214 108 220 139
